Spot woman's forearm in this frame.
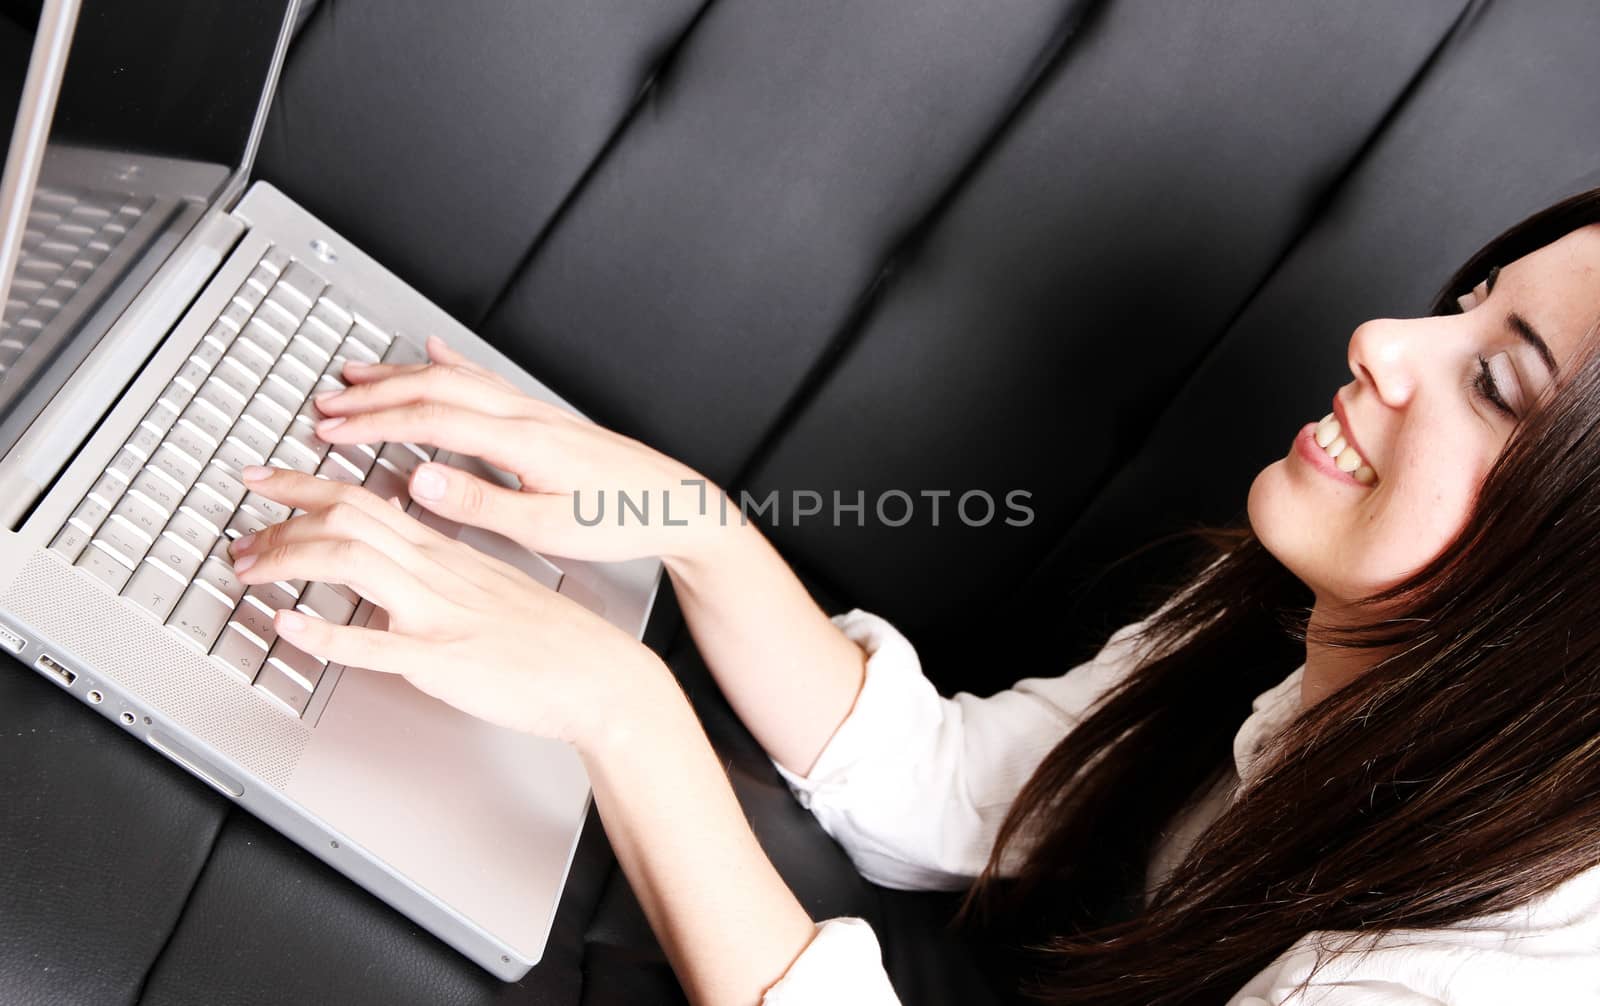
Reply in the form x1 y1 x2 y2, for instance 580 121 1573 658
664 519 866 776
582 664 818 1006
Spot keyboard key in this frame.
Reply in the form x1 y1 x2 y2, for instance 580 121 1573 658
375 443 422 480
106 447 144 484
360 462 409 509
275 262 326 307
213 626 269 680
253 659 311 716
217 298 252 332
149 443 201 489
163 508 217 556
270 438 320 474
191 334 226 370
229 598 278 647
381 336 425 365
244 581 297 615
258 296 305 335
229 331 277 374
49 523 89 562
86 472 125 508
256 374 303 417
128 469 182 514
107 492 166 540
227 415 277 460
177 401 230 444
180 487 232 535
141 397 182 434
172 358 210 394
242 397 291 439
240 491 290 524
68 494 112 534
127 421 163 459
168 582 232 652
205 365 257 406
225 508 270 540
77 544 133 590
196 556 245 605
123 560 185 620
298 580 357 624
197 464 246 507
148 531 205 581
214 437 265 474
92 517 151 568
265 638 324 691
315 455 363 487
336 334 381 364
329 442 375 478
166 421 216 467
285 334 330 372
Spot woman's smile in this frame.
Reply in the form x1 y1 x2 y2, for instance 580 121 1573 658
1292 420 1375 489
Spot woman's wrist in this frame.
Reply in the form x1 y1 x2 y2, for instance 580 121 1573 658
660 496 756 582
568 647 689 760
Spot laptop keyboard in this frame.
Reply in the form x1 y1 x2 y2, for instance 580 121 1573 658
46 247 435 718
2 185 152 373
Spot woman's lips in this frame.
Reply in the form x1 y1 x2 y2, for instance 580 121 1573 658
1294 422 1372 489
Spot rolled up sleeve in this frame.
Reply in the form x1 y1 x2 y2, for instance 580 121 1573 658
762 918 902 1005
773 608 1157 891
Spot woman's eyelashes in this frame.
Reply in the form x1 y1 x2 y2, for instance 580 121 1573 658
1473 352 1520 418
1455 265 1502 313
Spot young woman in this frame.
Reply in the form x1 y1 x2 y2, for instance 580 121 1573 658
223 185 1600 1005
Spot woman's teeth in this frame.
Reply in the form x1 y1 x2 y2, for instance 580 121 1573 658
1314 413 1377 485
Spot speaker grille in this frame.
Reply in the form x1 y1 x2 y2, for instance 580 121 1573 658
4 552 309 788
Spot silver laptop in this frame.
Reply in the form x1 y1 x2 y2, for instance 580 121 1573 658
0 0 660 980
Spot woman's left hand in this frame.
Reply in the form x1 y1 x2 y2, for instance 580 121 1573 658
226 463 663 748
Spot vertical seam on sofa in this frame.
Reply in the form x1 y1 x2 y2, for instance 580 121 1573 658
129 806 235 1004
1018 0 1487 607
723 0 1115 491
468 0 722 333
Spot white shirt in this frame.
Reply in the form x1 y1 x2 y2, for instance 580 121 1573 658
760 610 1600 1005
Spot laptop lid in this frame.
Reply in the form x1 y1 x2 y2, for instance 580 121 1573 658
0 0 296 493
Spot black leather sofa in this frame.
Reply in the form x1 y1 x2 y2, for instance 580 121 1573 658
4 1 1600 1003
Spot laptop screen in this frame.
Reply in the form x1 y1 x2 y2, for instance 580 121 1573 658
0 0 292 475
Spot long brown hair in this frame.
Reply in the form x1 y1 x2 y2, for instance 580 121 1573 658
961 185 1600 1004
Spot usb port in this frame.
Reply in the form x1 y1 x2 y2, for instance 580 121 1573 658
35 653 75 687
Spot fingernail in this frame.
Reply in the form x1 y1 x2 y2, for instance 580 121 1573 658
277 609 305 633
232 552 256 573
316 416 346 432
412 464 446 501
241 465 272 482
232 532 255 554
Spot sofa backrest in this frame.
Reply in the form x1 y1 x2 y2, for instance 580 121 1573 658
259 0 1600 691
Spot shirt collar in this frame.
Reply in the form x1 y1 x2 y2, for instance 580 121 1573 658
1232 663 1306 791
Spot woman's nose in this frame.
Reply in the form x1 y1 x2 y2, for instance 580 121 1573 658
1347 317 1422 408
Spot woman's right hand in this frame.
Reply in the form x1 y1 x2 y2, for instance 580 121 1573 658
310 335 731 565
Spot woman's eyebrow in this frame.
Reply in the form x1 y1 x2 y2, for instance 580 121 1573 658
1508 311 1559 378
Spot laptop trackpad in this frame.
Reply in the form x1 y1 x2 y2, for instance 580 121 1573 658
408 451 563 592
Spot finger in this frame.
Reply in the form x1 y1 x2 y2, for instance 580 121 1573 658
424 335 518 390
235 536 432 615
236 465 444 547
274 609 418 674
232 496 426 565
338 360 429 386
408 460 568 544
312 402 547 477
315 364 527 421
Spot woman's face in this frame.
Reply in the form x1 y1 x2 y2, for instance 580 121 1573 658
1249 222 1600 611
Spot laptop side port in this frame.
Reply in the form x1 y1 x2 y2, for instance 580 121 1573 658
35 653 76 687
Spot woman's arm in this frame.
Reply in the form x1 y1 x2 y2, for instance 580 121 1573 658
664 518 867 776
310 339 869 775
228 466 842 1005
583 665 822 1004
